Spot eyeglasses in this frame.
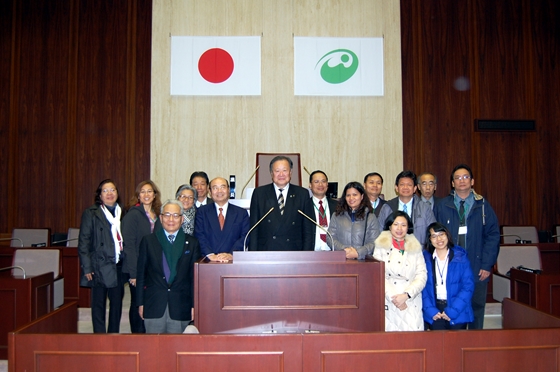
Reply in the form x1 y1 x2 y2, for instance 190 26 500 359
102 188 116 193
161 213 182 220
420 182 435 187
178 195 194 200
453 175 471 181
430 232 446 240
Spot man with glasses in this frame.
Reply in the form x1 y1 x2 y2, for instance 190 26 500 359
434 164 499 329
195 177 250 261
417 172 441 210
136 199 201 333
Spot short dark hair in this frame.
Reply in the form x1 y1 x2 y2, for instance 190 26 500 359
309 170 328 183
269 156 293 173
335 181 370 219
189 171 209 186
363 172 384 184
384 210 414 234
425 222 454 254
94 179 120 205
395 170 417 186
450 164 473 184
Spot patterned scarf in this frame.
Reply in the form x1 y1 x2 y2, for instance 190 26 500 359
181 207 196 235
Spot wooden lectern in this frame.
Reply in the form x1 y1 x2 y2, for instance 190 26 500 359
194 251 384 334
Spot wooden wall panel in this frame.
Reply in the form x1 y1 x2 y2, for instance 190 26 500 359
401 0 560 231
0 0 14 233
1 0 151 234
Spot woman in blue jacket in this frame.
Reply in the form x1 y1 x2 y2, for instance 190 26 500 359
422 222 474 330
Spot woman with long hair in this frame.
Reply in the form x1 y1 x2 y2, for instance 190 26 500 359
122 180 162 333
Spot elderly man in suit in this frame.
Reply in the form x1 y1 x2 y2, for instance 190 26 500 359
417 172 441 210
195 177 250 261
308 170 338 251
136 199 201 333
249 155 314 251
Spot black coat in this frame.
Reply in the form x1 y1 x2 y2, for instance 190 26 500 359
248 183 315 251
122 205 154 278
136 230 201 320
78 204 122 288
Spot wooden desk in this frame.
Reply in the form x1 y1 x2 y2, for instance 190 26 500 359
510 267 560 317
0 247 90 307
0 272 54 359
195 251 385 334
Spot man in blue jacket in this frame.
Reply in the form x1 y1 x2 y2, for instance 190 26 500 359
433 164 500 329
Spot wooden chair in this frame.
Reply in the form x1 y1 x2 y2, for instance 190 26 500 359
492 245 541 302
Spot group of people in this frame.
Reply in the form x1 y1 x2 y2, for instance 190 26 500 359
78 155 499 334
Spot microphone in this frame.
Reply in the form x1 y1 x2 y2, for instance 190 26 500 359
240 165 260 199
243 207 274 251
0 265 26 278
297 209 334 250
51 237 79 246
0 237 24 247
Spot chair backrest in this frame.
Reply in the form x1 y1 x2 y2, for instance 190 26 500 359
255 153 302 187
11 228 51 247
501 226 539 244
66 228 80 247
495 245 541 275
12 249 61 278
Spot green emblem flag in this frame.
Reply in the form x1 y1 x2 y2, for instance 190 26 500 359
294 37 384 96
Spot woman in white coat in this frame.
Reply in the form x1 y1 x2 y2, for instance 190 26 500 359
373 211 427 331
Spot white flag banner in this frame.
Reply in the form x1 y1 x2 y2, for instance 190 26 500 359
171 36 261 96
294 37 384 96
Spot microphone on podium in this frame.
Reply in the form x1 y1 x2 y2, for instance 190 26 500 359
243 207 275 251
240 165 260 199
297 209 333 250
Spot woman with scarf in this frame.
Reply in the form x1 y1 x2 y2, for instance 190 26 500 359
327 182 380 259
175 184 198 235
122 180 162 333
78 179 126 333
373 211 427 331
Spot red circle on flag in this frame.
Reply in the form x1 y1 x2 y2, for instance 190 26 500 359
198 48 234 83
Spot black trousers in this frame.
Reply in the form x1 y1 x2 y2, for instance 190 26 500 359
127 277 146 333
429 299 468 330
91 263 125 333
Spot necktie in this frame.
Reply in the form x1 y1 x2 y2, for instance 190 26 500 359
218 207 225 230
278 189 285 215
168 234 175 244
403 204 408 215
458 200 466 248
318 200 327 242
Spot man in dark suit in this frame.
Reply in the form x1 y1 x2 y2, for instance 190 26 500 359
364 172 389 217
195 177 250 261
249 155 314 251
136 199 201 333
417 172 441 210
377 170 436 248
190 171 213 207
308 170 338 251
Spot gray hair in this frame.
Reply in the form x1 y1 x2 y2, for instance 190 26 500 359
175 184 198 201
160 199 184 215
417 172 438 185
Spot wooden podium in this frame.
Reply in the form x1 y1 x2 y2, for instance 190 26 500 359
0 271 54 359
194 251 384 334
510 267 560 317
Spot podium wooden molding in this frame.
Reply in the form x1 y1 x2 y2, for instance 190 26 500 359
195 251 384 334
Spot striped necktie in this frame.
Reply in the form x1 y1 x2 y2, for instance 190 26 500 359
278 189 285 215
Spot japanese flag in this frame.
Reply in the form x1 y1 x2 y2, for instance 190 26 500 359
171 36 261 96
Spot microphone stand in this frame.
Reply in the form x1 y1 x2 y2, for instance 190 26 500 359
243 207 275 251
297 209 334 250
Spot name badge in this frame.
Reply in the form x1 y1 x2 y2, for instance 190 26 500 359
459 226 468 235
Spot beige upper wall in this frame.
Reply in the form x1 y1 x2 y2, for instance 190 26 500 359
151 0 403 200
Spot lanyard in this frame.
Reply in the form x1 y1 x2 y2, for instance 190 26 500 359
436 255 449 285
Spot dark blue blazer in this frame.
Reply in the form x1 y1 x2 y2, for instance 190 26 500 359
194 203 250 255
